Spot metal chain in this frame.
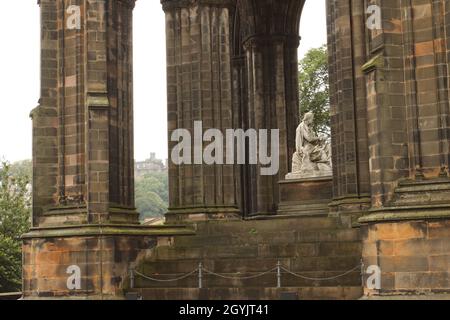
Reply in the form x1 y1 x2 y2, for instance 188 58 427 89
132 262 363 283
280 265 361 281
133 269 198 282
202 267 278 280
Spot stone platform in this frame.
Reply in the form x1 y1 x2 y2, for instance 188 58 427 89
359 178 450 297
278 177 333 216
126 215 363 300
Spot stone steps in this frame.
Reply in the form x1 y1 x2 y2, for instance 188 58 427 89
129 286 363 300
393 179 450 207
193 216 347 234
172 228 360 247
147 241 361 261
127 215 362 300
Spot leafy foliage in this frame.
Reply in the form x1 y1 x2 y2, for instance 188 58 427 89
299 45 330 135
0 161 31 292
8 160 32 180
135 171 169 220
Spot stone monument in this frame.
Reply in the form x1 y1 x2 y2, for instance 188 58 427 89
278 112 333 216
286 112 332 179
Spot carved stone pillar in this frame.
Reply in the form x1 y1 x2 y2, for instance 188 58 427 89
242 35 300 215
359 0 450 297
162 0 241 222
24 0 191 299
32 0 139 227
233 0 304 216
327 0 371 217
163 0 303 218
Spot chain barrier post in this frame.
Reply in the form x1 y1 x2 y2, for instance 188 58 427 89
277 261 282 288
198 262 203 289
360 259 365 288
130 268 135 289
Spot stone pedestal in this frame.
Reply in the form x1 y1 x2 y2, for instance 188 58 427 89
22 225 193 300
359 178 450 297
278 176 333 216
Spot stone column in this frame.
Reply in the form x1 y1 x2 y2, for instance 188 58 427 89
327 0 372 216
359 0 450 297
162 0 241 222
242 35 300 215
32 0 138 226
24 0 191 299
360 0 450 209
31 0 59 227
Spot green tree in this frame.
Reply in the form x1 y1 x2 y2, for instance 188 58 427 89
135 171 169 220
9 160 32 179
0 161 31 292
299 45 330 135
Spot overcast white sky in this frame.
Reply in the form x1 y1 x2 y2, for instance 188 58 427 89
0 1 326 163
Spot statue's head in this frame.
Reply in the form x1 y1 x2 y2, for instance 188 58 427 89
303 112 314 124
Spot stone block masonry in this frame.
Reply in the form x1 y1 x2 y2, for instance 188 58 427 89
25 0 450 299
25 0 194 300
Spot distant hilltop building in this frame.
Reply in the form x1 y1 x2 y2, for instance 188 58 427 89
135 153 167 176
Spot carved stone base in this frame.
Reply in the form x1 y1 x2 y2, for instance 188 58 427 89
360 218 450 297
278 176 333 216
38 205 141 227
359 178 450 297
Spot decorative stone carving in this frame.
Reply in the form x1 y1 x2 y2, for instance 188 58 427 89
286 112 332 179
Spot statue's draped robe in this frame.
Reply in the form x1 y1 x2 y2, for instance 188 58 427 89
291 122 332 177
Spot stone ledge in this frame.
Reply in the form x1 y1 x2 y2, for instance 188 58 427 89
0 292 22 301
359 205 450 224
22 224 195 239
361 293 450 300
279 175 332 184
361 53 383 73
128 286 363 300
168 205 241 214
165 206 242 223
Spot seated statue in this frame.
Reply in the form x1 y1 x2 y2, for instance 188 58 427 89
286 112 332 179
